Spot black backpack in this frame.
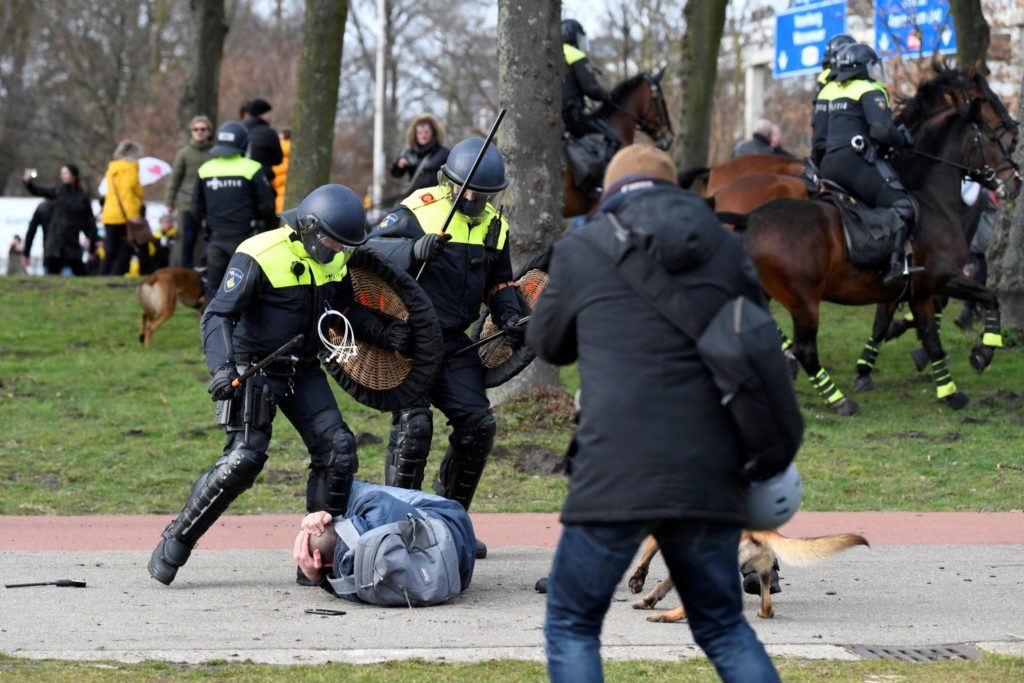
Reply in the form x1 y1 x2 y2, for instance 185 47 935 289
577 213 803 482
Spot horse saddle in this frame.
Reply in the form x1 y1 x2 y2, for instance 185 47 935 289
563 133 610 195
817 183 904 269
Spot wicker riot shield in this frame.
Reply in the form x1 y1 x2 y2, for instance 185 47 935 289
321 249 442 411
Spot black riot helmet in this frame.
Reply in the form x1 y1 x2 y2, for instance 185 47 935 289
561 19 587 50
823 34 855 69
281 184 367 264
438 137 509 218
832 43 886 83
209 121 249 158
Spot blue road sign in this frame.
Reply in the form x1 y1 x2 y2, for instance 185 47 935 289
875 0 956 59
774 0 848 79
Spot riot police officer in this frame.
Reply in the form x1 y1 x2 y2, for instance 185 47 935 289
562 19 613 140
367 138 524 559
811 33 856 166
819 43 920 285
149 184 407 585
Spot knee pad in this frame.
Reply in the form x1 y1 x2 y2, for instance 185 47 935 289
451 410 497 459
435 410 496 510
386 408 433 489
307 425 358 516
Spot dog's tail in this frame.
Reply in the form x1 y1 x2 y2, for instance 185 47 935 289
138 280 163 317
752 530 869 567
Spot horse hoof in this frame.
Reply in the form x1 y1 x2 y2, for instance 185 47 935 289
969 345 994 374
834 397 859 416
909 347 930 372
853 374 875 392
942 391 970 410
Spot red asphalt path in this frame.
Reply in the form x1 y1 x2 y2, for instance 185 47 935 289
1 512 1021 551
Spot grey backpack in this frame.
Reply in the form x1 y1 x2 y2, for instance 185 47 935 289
326 511 462 607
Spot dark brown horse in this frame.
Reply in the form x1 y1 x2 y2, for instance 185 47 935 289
729 66 1020 415
563 69 674 217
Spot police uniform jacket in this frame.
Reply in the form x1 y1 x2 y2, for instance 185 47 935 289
823 78 905 156
191 154 276 242
527 183 765 525
563 44 610 127
201 226 370 373
811 79 840 166
366 186 521 336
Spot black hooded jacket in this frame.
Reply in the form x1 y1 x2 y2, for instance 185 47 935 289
24 181 96 261
527 183 764 525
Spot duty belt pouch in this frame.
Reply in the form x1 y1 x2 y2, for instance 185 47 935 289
215 398 234 426
254 381 275 429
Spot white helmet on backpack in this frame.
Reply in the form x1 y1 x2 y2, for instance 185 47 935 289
745 463 802 531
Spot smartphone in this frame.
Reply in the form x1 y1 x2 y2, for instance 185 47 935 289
25 168 37 179
304 608 346 616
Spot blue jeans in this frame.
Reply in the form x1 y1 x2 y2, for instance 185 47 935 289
544 521 779 683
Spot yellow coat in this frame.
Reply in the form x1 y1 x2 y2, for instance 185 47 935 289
101 159 143 224
272 138 290 214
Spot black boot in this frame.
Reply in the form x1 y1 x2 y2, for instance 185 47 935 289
148 526 192 585
475 538 488 560
535 576 548 593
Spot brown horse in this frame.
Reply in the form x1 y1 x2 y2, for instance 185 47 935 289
563 69 674 217
728 66 1020 415
711 172 808 217
679 154 806 196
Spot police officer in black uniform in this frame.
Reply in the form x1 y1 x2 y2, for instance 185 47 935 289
811 34 856 166
820 44 920 285
192 121 277 304
366 138 524 559
562 19 614 140
149 184 410 585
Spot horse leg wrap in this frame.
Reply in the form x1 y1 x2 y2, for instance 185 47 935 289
385 408 433 490
809 368 845 405
930 358 958 399
982 309 1003 347
434 410 496 511
149 439 268 584
856 340 881 374
307 426 358 517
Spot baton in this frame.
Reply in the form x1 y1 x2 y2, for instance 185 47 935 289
231 334 305 388
416 108 507 281
6 579 87 588
454 316 530 356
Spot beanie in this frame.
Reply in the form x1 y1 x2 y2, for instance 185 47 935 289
602 144 678 189
248 98 273 117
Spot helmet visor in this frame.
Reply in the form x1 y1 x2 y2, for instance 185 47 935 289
298 215 356 264
578 34 590 53
867 60 887 83
446 182 501 219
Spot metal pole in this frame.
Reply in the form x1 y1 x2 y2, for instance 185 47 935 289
371 0 387 217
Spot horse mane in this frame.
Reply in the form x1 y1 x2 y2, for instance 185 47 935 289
597 74 647 118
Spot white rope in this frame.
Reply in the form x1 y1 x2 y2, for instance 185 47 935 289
318 309 358 364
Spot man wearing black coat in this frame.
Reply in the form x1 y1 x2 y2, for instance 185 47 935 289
243 98 284 186
23 165 96 276
528 145 779 683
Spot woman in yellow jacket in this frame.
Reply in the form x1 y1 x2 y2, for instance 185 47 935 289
272 129 291 214
100 139 144 275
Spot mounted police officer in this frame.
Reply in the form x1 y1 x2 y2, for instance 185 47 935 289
811 33 856 166
149 184 402 585
367 138 524 560
819 44 921 286
192 121 276 304
562 20 615 139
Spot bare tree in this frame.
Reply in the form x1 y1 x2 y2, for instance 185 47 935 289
675 0 728 168
285 0 349 208
950 0 990 74
178 0 229 134
491 0 564 402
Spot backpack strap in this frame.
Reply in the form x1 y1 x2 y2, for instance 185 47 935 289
325 519 363 595
576 213 705 342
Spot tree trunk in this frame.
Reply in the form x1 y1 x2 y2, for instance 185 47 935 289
178 0 228 135
986 69 1024 330
284 0 349 209
674 0 727 168
491 0 564 405
950 0 990 74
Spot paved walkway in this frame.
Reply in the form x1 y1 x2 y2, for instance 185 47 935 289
1 512 1022 665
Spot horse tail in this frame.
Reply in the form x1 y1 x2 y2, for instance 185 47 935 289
677 166 710 189
715 211 748 230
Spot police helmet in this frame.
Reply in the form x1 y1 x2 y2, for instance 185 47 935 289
209 121 249 158
823 34 855 69
832 43 886 83
561 19 587 50
282 184 367 264
438 137 508 218
745 463 802 531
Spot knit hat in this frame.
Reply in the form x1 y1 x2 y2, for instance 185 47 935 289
602 144 678 189
248 98 273 117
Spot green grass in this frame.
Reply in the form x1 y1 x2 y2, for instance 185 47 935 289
1 276 1022 514
0 652 1021 681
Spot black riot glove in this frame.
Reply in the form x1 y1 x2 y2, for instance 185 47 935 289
208 364 240 401
498 311 526 350
412 232 451 262
380 320 413 355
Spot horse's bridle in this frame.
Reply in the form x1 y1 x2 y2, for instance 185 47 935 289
610 74 674 150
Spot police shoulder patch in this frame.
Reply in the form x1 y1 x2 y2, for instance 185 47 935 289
378 213 399 229
223 267 244 292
